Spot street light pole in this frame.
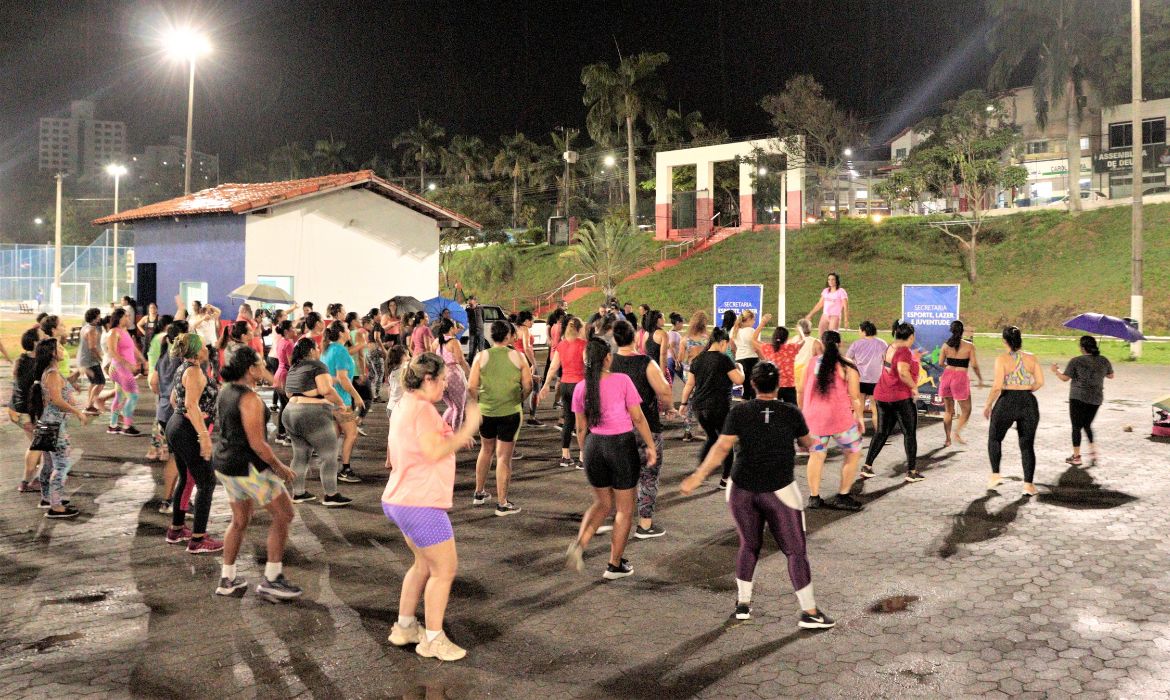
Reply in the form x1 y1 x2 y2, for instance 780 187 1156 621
183 58 196 195
778 171 787 326
52 173 64 314
1130 0 1144 358
106 164 126 302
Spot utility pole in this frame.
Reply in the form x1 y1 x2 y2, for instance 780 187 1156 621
52 173 64 314
183 58 196 195
1131 0 1144 357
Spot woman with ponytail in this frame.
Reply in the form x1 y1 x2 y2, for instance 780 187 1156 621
860 321 923 483
32 338 92 518
680 328 746 488
801 330 866 511
1051 335 1113 466
322 322 364 484
566 337 657 581
983 326 1043 494
938 320 982 447
271 320 298 446
792 319 823 408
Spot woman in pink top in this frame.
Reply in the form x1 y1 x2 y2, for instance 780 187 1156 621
804 272 849 334
565 338 657 581
801 330 866 511
410 311 435 355
105 307 146 435
271 321 297 445
383 353 481 662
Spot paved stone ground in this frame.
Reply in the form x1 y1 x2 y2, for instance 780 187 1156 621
2 365 1169 699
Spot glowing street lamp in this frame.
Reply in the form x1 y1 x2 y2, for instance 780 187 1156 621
163 27 212 195
604 154 616 168
106 163 128 300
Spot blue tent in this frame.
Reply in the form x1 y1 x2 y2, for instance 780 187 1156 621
423 296 468 337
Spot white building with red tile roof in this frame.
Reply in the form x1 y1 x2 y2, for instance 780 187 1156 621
92 170 480 314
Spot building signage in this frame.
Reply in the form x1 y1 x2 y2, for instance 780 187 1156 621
1023 157 1092 179
1095 145 1170 173
713 284 763 328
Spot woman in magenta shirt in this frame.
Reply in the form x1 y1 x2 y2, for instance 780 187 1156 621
272 320 297 445
383 353 482 662
860 321 922 483
804 272 849 334
801 331 866 511
565 338 657 581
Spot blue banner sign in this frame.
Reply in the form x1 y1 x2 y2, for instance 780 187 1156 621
713 284 764 328
901 284 961 361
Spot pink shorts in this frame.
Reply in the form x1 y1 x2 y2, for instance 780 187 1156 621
938 368 970 401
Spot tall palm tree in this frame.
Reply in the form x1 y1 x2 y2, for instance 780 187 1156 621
988 0 1110 212
442 135 489 184
393 118 446 193
548 127 580 215
582 51 669 227
312 137 350 175
268 142 311 180
649 108 706 150
492 132 540 228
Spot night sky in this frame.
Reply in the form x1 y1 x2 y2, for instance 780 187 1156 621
0 1 993 175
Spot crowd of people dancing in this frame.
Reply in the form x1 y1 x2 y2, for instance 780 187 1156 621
5 271 1117 662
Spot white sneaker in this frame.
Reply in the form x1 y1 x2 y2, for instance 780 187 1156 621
596 524 614 534
388 621 420 646
415 630 466 661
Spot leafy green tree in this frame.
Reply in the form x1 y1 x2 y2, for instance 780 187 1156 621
582 52 670 227
909 91 1028 284
232 157 270 183
394 118 446 193
570 215 651 299
492 132 541 228
873 169 926 215
312 137 351 175
988 0 1112 213
760 75 865 218
442 135 490 184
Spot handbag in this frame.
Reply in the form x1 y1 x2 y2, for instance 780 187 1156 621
30 421 60 452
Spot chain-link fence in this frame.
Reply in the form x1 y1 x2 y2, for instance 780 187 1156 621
0 229 134 315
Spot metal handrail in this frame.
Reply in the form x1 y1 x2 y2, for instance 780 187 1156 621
529 272 597 311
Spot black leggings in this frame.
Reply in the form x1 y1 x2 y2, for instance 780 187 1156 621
696 403 733 479
1069 398 1099 448
864 399 918 471
353 377 373 418
166 415 216 534
989 391 1039 482
274 388 289 437
739 358 759 400
559 381 578 449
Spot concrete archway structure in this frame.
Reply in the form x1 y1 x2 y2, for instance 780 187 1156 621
654 138 804 240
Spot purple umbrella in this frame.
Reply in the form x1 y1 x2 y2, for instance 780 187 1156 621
1063 313 1145 342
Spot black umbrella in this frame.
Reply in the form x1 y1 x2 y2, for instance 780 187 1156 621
381 296 425 315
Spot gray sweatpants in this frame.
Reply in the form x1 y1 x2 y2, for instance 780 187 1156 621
281 402 340 496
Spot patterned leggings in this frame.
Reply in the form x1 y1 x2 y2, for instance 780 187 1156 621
369 347 386 397
636 432 666 520
109 365 138 428
38 431 73 507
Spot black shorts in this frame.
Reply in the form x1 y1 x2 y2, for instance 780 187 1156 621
859 382 876 397
86 364 106 386
480 412 521 443
582 431 640 490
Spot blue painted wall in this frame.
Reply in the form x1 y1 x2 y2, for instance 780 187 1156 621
132 215 246 315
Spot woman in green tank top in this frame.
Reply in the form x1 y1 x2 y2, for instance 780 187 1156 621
467 321 532 516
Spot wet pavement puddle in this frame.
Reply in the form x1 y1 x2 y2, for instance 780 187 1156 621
870 595 920 613
1038 465 1137 510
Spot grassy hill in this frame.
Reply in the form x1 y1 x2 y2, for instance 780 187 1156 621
450 204 1170 336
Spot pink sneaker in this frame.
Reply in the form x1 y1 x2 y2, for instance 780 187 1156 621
186 536 224 554
165 525 192 544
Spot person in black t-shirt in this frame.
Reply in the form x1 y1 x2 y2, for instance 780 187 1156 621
679 328 744 487
681 362 835 630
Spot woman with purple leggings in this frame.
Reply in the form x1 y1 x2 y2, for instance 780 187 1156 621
383 353 482 663
682 362 836 629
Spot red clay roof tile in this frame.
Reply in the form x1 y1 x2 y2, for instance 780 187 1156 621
92 170 481 229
